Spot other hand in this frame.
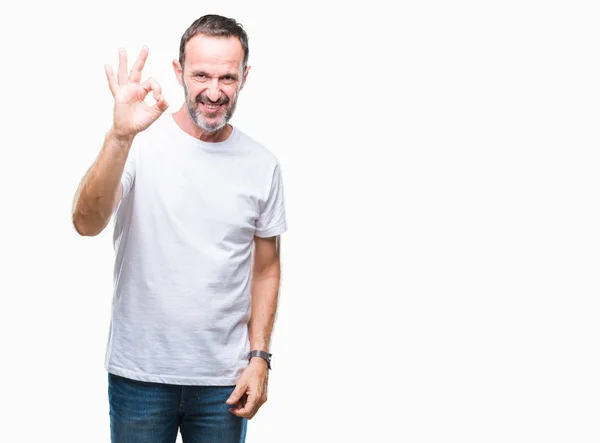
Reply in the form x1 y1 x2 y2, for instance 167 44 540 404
226 358 269 419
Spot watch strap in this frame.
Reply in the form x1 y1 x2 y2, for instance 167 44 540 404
249 350 272 369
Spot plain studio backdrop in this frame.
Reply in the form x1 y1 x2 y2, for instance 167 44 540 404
0 1 598 442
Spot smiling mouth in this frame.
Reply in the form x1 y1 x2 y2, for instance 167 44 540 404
200 102 224 111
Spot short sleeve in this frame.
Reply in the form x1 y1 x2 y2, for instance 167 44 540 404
120 141 138 200
255 163 287 238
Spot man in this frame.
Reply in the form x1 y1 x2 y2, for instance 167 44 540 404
71 14 286 443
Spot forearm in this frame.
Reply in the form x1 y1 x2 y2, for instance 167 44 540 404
248 265 281 352
72 129 134 236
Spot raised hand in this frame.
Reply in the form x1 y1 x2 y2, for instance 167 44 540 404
104 47 169 140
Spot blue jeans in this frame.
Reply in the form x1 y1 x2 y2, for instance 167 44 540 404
108 373 247 443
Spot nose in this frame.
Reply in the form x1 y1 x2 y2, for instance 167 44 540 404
206 78 221 102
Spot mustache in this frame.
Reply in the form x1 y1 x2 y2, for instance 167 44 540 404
195 93 229 106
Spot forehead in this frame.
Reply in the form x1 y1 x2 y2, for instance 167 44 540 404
184 34 244 72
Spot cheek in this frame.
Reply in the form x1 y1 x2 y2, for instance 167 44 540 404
186 84 203 100
224 87 239 102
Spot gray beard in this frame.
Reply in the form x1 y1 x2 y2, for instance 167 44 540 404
183 82 238 133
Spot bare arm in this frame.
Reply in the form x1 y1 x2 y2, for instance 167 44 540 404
226 235 281 419
71 131 132 236
71 46 168 236
249 235 282 357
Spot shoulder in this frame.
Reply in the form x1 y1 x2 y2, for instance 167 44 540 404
234 128 280 168
137 113 172 140
127 114 174 157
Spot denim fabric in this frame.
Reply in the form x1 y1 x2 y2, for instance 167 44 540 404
108 373 247 443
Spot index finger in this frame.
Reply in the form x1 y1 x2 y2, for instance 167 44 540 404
129 46 149 83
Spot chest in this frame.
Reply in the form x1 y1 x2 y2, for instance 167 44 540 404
134 145 264 244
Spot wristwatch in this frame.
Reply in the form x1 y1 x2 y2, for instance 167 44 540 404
249 350 272 369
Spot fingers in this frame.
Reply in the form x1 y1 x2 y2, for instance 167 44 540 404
152 93 169 114
141 77 162 99
104 64 117 96
117 48 128 86
129 46 149 83
226 384 246 406
140 77 168 113
229 393 259 419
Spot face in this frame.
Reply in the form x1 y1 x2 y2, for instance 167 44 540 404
175 34 249 133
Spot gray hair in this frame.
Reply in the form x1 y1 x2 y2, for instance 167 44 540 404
179 14 249 72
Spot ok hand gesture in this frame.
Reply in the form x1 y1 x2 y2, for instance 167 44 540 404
104 47 169 140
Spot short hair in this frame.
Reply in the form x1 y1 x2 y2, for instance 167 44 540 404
179 14 249 72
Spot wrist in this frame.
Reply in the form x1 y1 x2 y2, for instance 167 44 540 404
249 350 272 370
249 356 269 369
108 127 135 144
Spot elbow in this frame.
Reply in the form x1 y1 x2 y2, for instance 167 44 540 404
72 212 103 237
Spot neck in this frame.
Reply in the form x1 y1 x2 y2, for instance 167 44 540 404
173 106 232 143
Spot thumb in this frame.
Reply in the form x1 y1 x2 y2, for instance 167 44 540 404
226 384 246 405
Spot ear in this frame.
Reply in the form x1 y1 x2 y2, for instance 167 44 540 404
173 59 183 87
240 65 251 91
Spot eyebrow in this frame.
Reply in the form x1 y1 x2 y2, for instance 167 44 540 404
191 71 239 80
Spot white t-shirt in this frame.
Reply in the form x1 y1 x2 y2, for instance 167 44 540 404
104 113 287 385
